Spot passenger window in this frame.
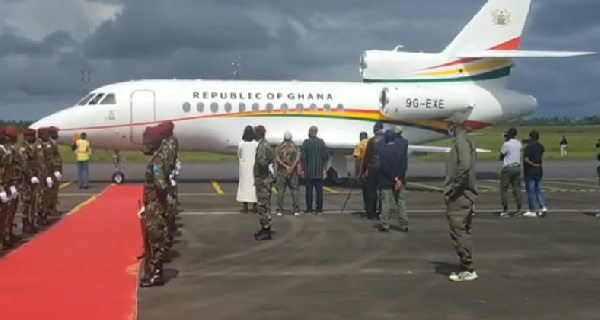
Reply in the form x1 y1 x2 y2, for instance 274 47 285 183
100 93 116 104
336 103 344 113
77 94 95 106
309 103 317 114
88 93 105 105
266 103 273 113
323 103 331 113
239 103 246 113
252 103 259 112
281 103 288 114
295 103 303 113
196 102 204 112
210 102 218 113
182 102 191 112
224 102 232 113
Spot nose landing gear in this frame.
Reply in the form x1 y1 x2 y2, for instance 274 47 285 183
112 150 125 184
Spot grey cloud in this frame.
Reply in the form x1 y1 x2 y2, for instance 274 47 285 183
0 0 599 120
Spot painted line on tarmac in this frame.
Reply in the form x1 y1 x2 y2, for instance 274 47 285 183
210 181 224 195
323 186 339 194
407 182 443 192
180 208 600 216
59 181 71 189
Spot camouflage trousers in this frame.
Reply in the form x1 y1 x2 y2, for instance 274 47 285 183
0 195 19 244
275 173 300 213
47 178 60 215
143 201 168 270
445 193 475 272
255 177 272 228
19 184 37 224
37 179 51 219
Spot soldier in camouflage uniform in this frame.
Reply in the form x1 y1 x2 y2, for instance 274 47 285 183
2 127 23 247
253 125 275 240
19 128 40 234
275 131 301 216
139 126 168 287
162 121 180 205
157 123 176 250
0 126 11 249
36 127 53 225
47 126 63 216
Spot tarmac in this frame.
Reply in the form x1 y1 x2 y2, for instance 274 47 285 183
4 160 600 319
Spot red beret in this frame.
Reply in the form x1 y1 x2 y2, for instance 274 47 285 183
37 127 46 134
23 128 36 137
48 126 58 133
5 126 18 138
254 125 266 134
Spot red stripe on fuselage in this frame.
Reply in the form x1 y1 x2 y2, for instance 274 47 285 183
423 37 521 70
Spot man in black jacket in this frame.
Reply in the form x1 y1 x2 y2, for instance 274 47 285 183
377 130 407 232
360 121 385 220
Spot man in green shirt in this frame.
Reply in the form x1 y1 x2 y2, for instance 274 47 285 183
301 126 329 214
443 122 479 282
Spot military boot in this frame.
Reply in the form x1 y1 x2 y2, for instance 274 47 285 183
22 220 38 234
140 262 164 287
254 227 272 240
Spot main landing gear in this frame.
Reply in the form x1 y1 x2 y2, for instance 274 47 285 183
112 150 125 184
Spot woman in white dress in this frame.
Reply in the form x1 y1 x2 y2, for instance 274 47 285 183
236 125 259 213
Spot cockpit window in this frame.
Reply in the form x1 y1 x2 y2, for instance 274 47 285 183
100 93 116 104
77 94 95 106
88 93 105 105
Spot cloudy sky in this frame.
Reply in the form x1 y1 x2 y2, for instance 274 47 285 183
0 0 598 120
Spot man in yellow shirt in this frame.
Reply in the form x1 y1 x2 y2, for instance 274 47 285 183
72 132 91 189
353 132 369 214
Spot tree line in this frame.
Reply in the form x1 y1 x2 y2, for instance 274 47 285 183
2 116 600 131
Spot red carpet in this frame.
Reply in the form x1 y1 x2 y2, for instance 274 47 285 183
0 185 143 320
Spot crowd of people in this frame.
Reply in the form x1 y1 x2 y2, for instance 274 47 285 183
0 126 64 250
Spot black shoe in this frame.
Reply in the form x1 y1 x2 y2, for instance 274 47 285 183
140 264 164 287
254 227 272 240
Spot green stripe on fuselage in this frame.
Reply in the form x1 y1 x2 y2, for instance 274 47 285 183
236 113 451 135
362 65 511 83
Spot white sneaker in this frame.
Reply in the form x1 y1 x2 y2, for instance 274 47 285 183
276 212 283 216
499 212 510 218
449 271 478 282
522 211 537 217
294 212 301 216
539 207 548 217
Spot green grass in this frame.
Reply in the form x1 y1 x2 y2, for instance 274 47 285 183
52 125 599 163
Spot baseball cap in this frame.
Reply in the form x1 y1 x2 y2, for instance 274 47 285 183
284 131 292 140
393 125 403 133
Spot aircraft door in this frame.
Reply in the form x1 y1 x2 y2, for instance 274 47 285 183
130 90 156 144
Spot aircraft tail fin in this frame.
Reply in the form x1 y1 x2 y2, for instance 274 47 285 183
442 0 532 55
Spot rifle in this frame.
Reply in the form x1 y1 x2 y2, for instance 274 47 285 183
137 199 152 278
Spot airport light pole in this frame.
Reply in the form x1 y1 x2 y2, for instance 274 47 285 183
231 61 241 79
81 69 91 92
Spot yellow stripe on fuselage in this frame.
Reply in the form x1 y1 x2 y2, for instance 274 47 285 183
418 59 511 77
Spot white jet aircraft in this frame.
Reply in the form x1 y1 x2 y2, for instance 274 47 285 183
30 0 594 184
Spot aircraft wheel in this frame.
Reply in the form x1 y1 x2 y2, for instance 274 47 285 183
326 168 346 185
112 171 125 184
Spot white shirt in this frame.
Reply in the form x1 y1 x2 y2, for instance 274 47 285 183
501 139 522 167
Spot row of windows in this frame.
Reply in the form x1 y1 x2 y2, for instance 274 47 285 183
77 93 117 106
182 102 345 114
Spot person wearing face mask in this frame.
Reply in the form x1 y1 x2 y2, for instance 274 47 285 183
18 128 41 234
138 125 169 287
1 126 23 248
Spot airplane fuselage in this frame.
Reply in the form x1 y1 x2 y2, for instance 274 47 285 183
34 79 536 154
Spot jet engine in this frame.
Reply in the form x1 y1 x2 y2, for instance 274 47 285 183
379 86 471 120
360 50 432 80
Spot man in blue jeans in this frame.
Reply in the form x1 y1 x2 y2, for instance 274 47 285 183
522 130 547 217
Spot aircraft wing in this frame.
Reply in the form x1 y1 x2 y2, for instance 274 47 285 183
457 50 595 58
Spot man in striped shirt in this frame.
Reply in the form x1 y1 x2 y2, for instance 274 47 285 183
301 126 329 214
